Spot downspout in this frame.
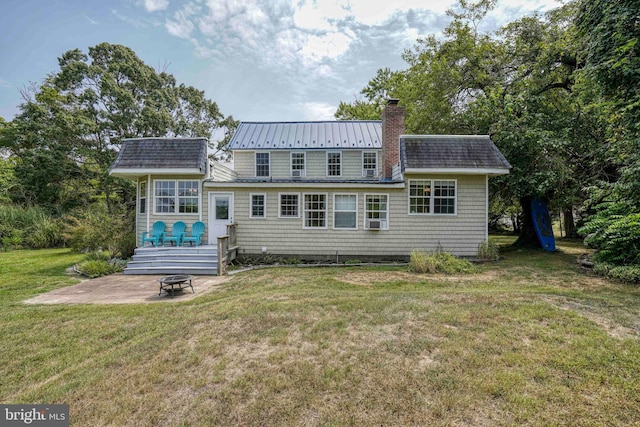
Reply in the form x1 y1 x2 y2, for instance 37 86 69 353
147 174 151 235
199 178 203 222
485 175 489 241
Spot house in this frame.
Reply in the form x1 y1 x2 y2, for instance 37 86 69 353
110 99 511 272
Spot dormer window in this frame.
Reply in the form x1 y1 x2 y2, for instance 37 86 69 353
256 152 270 177
291 152 305 177
327 152 341 177
362 152 377 177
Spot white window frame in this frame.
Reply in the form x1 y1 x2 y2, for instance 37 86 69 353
278 192 300 218
362 151 378 177
153 179 200 215
364 193 389 230
250 193 267 219
326 151 342 177
408 179 457 216
290 152 306 177
409 179 432 215
303 193 328 229
139 181 147 214
255 152 270 177
333 193 358 230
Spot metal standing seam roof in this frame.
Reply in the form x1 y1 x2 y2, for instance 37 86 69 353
227 121 383 150
400 135 512 171
110 137 208 171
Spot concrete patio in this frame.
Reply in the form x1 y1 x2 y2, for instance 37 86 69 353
24 273 233 305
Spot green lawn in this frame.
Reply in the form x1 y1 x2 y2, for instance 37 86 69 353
1 241 640 426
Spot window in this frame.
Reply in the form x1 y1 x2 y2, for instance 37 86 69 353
291 152 305 177
139 182 147 214
256 152 270 177
409 180 431 214
327 152 341 176
362 152 377 177
334 194 357 229
178 181 199 213
365 194 388 229
250 194 266 218
408 179 456 215
304 194 327 228
433 180 456 214
154 180 199 214
279 193 299 218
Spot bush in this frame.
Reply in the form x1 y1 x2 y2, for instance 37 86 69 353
64 204 135 259
75 260 122 278
477 240 500 261
0 204 63 250
582 213 640 266
592 261 640 284
409 250 477 274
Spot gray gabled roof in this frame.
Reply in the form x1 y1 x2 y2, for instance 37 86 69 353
110 137 208 178
400 135 511 174
227 121 382 150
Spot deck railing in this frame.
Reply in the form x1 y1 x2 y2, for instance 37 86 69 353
217 223 238 275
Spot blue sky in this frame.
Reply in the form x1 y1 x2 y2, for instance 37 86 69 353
0 0 561 123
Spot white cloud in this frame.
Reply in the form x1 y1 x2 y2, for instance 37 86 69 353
144 0 169 12
84 15 99 25
297 101 336 120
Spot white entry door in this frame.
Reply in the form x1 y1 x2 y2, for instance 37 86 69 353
208 193 234 244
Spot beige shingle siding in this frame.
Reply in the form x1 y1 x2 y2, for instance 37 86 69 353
207 175 486 258
234 150 381 179
135 175 207 246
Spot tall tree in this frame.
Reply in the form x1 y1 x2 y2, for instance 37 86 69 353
1 43 236 214
337 0 606 246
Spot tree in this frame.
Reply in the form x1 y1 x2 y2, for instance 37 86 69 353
1 43 236 214
338 0 607 247
574 0 640 266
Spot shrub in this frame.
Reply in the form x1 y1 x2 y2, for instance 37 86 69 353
477 240 500 261
579 202 640 266
409 250 477 274
0 204 62 250
75 260 120 278
63 204 135 259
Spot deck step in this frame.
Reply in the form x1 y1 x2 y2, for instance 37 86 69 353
124 245 219 275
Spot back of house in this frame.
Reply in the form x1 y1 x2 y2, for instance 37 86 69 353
110 99 511 262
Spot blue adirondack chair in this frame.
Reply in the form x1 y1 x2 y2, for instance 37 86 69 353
163 221 186 247
183 221 205 247
141 221 166 247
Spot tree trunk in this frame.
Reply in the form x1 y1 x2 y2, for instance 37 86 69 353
514 196 541 248
563 208 577 238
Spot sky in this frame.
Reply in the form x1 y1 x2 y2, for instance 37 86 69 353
0 0 562 124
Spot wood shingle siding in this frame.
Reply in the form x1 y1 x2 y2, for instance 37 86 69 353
206 175 487 259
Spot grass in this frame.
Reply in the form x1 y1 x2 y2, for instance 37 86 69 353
1 241 640 425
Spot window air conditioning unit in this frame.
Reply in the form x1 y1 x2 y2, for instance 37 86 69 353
365 169 376 178
367 220 381 230
292 170 302 178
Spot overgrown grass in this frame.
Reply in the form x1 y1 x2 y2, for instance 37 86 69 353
1 241 640 426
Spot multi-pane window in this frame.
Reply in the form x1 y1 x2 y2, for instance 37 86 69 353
433 180 456 214
178 181 199 213
256 152 270 177
250 194 266 218
154 180 199 214
409 180 431 214
334 194 357 229
362 152 377 177
291 152 305 177
155 180 175 213
409 180 456 215
365 194 388 229
327 152 341 176
304 194 327 228
139 182 147 214
279 193 299 218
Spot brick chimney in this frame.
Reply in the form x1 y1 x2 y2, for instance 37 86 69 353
381 98 405 179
